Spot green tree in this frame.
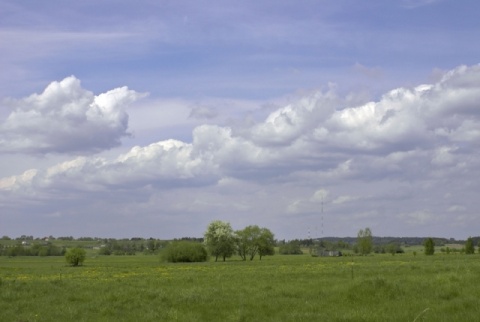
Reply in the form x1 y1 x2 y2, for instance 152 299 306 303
65 247 86 266
236 225 275 261
257 228 275 260
465 237 475 254
147 239 156 253
236 225 261 261
204 220 236 262
356 227 373 255
424 237 435 255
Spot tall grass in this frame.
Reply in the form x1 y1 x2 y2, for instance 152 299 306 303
0 253 479 321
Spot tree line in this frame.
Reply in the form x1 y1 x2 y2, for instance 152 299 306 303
423 236 476 256
0 242 65 257
2 230 478 260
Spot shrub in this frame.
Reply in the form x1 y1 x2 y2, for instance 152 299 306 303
424 238 435 255
465 237 475 254
98 247 112 255
279 241 303 255
65 247 86 266
162 241 208 263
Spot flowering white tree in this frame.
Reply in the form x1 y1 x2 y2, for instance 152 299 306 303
204 220 236 262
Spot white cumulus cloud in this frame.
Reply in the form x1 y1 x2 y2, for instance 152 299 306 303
0 76 146 154
1 65 480 239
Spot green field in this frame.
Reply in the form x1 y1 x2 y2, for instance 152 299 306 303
1 252 479 321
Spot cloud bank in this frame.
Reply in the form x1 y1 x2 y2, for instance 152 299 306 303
0 76 146 154
1 65 479 239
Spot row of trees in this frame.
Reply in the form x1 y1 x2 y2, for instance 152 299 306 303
204 221 275 261
98 239 168 255
424 236 476 255
352 229 478 256
0 243 65 257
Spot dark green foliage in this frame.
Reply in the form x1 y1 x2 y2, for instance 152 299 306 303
98 247 112 255
439 246 469 254
6 245 26 257
316 239 350 252
145 238 168 254
31 243 65 256
77 237 95 241
65 247 86 266
388 242 404 255
279 241 303 255
374 243 404 255
236 226 260 261
175 237 204 243
257 228 275 260
469 236 480 247
57 236 75 240
235 225 275 261
96 238 167 255
424 237 435 255
356 227 373 255
101 239 141 255
0 243 65 257
161 241 208 263
465 237 475 254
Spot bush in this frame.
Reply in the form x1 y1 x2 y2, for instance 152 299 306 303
98 247 112 255
279 241 303 255
424 238 435 256
162 241 208 263
465 237 475 254
65 247 86 266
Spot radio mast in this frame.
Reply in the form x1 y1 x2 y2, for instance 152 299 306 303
321 194 324 238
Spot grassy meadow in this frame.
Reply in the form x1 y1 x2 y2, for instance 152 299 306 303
1 251 479 321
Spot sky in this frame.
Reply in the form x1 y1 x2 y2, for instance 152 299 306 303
1 0 480 240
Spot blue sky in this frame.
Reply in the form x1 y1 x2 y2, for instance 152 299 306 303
1 0 480 240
